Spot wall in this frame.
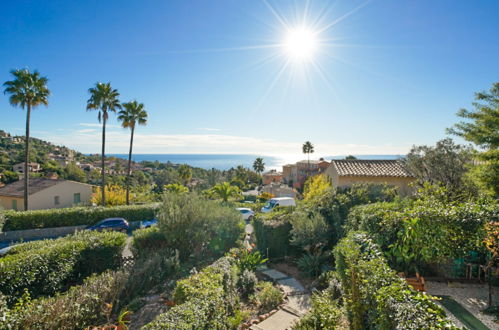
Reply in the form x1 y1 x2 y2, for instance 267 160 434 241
0 196 24 210
337 176 415 196
29 181 93 210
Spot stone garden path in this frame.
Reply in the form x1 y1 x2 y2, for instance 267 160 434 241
250 266 311 330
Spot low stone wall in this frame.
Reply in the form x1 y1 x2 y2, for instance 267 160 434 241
0 225 86 244
0 221 140 245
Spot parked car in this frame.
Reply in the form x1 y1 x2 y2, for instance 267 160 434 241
141 218 158 228
236 207 255 221
261 197 296 213
86 218 129 233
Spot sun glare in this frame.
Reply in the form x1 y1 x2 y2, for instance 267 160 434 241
283 27 318 61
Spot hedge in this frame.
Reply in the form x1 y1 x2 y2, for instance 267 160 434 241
144 256 239 329
253 212 297 259
131 226 169 259
334 232 457 329
0 231 127 305
0 270 127 330
1 203 159 231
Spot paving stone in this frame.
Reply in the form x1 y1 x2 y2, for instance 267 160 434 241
260 268 288 280
284 294 311 316
250 310 299 330
277 277 306 295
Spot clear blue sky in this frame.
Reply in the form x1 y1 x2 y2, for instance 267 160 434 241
1 0 498 158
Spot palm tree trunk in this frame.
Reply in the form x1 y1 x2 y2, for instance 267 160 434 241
24 103 31 211
126 126 134 205
101 115 106 206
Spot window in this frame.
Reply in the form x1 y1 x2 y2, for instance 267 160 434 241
54 196 60 205
12 199 17 211
73 193 81 204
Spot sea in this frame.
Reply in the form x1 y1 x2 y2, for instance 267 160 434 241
108 154 403 171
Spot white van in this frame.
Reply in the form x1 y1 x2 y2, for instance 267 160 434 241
261 197 296 213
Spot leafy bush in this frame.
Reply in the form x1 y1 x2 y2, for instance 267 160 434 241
256 281 283 313
0 231 126 304
2 203 159 231
294 291 342 329
238 269 258 299
118 250 180 310
301 183 398 247
232 248 267 272
253 210 297 259
334 232 456 329
144 256 240 329
158 193 244 261
290 212 329 252
0 270 127 330
131 226 168 259
297 249 330 278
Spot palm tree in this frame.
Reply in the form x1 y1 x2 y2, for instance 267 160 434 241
86 82 121 206
210 182 241 202
178 164 192 186
253 157 265 175
302 141 315 177
118 100 147 205
3 69 50 210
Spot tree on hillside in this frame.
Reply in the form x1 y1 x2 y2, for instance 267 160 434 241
447 82 499 197
3 69 50 210
118 100 148 205
253 157 265 175
86 82 121 206
210 182 241 202
178 164 192 186
404 138 475 199
64 162 86 182
302 141 314 176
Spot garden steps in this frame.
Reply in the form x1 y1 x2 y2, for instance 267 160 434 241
251 266 311 330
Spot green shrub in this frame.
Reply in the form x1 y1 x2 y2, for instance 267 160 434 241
345 201 405 251
144 256 240 329
232 248 267 272
290 212 329 251
238 269 258 298
158 193 244 261
117 250 179 310
131 226 168 259
2 203 159 231
256 281 283 313
0 231 126 305
0 270 127 330
334 232 457 329
297 249 330 278
253 211 297 259
294 291 343 329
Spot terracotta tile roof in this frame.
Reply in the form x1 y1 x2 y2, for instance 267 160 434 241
0 178 65 197
330 159 413 177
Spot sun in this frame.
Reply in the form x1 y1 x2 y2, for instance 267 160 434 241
282 27 318 61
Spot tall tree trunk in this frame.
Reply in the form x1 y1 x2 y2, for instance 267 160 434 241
101 115 106 206
24 103 31 211
126 126 135 205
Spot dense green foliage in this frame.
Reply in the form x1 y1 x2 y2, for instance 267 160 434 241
346 187 498 273
294 291 343 329
255 281 284 313
144 256 240 329
404 138 477 199
0 271 127 330
2 203 159 231
334 232 456 329
131 226 169 259
253 210 296 259
157 193 244 261
0 231 126 305
448 82 499 197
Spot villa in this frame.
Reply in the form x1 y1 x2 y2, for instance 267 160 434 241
324 159 415 196
0 177 93 211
